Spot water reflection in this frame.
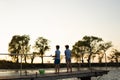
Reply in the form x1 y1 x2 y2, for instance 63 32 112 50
0 69 19 76
0 67 120 80
0 68 84 76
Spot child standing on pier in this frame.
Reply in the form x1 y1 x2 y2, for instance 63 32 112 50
64 45 72 73
54 45 61 74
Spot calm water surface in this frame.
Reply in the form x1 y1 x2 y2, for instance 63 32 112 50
0 67 120 80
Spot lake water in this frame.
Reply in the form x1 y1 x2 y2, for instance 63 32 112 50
0 67 120 80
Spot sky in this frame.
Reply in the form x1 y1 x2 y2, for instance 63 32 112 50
0 0 120 55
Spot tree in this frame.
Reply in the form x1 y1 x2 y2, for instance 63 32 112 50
98 42 112 63
33 37 50 64
72 36 103 64
108 49 120 64
8 35 21 63
82 36 103 66
72 40 89 63
30 52 39 64
19 35 30 63
8 35 30 63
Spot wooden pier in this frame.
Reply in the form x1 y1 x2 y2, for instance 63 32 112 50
0 70 109 80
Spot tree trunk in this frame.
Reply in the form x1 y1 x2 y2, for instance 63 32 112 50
16 56 19 63
88 53 92 68
31 56 35 64
82 54 84 63
41 55 44 64
25 55 27 63
98 57 102 63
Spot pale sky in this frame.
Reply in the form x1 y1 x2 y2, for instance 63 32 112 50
0 0 120 55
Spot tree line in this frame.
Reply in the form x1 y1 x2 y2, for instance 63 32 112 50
8 35 50 64
8 35 120 64
72 36 120 65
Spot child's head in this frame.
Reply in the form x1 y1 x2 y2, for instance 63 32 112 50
65 45 69 49
56 45 60 49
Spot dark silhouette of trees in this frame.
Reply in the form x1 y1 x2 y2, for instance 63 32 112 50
8 35 21 63
72 36 103 66
82 36 103 66
72 35 113 68
8 34 115 66
108 49 120 63
19 35 30 63
8 35 30 63
8 35 50 64
30 52 37 64
98 42 112 63
33 37 50 64
72 40 89 63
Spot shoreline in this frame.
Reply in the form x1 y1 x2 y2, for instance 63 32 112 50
0 61 119 69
